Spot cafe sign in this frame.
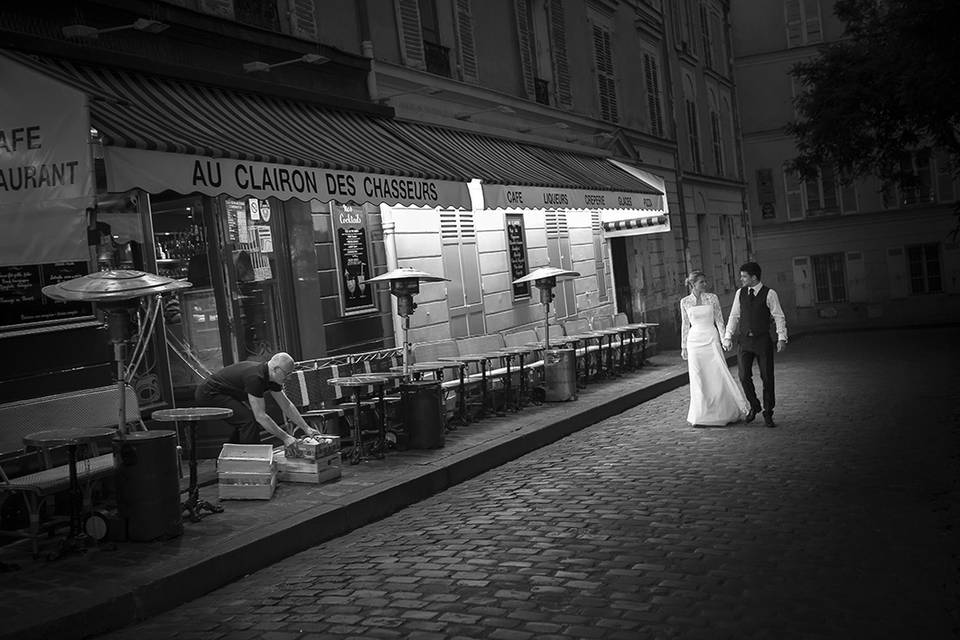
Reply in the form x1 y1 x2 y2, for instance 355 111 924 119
482 183 664 212
104 147 471 209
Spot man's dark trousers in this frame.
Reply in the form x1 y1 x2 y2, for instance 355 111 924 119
194 387 260 444
738 335 775 418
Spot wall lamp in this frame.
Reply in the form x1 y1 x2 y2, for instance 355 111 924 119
242 53 329 73
518 122 570 134
454 105 515 120
62 18 169 39
378 86 443 104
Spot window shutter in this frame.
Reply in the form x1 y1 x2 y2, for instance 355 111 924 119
803 0 822 43
454 0 479 83
934 150 955 202
514 0 536 100
287 0 319 41
845 251 866 302
886 247 908 298
840 180 858 214
783 167 804 220
792 256 812 307
942 240 960 294
643 53 663 137
784 0 803 47
198 0 234 20
395 0 426 69
592 24 617 122
547 0 572 108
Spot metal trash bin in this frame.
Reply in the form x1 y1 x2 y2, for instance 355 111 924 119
113 430 182 541
544 348 577 402
401 380 444 449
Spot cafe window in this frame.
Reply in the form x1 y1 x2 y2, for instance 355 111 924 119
811 252 846 303
907 243 942 294
506 214 530 301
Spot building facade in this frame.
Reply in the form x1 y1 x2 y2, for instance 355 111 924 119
731 0 960 333
0 0 752 407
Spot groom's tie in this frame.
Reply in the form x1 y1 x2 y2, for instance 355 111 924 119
748 288 755 301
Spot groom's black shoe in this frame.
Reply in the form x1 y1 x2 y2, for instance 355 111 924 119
764 414 776 428
744 408 758 423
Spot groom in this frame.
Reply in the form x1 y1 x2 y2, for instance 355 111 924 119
721 262 788 427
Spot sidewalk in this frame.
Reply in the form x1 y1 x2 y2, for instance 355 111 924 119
0 350 694 640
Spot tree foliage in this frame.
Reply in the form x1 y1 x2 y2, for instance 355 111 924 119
786 0 960 194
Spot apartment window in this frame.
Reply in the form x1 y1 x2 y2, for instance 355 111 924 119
811 253 846 303
884 150 935 208
419 0 451 76
686 99 702 172
907 243 942 294
643 52 664 137
785 0 822 48
234 0 281 30
784 165 858 219
699 3 713 69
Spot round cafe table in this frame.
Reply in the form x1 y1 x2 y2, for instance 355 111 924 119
23 427 116 558
328 376 387 464
152 407 232 522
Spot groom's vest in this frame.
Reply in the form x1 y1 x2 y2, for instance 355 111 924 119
738 285 771 339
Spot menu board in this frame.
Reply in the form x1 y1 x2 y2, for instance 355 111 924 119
506 215 530 299
0 261 92 329
331 203 375 315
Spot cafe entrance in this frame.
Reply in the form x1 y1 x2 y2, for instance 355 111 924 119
150 193 290 402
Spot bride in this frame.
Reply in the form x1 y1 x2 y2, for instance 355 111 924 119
680 271 750 426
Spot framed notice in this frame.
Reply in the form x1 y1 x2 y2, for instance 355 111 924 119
757 168 776 219
506 214 530 300
331 203 376 316
0 261 93 330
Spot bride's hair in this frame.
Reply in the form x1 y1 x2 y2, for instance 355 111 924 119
685 270 706 290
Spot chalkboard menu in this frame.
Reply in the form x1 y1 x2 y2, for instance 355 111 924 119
0 261 92 329
506 215 530 299
332 203 376 315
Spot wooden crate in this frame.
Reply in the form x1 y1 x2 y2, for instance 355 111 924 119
218 470 276 500
218 444 274 473
275 450 341 484
296 435 340 460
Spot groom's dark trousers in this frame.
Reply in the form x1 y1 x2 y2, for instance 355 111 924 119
738 335 775 418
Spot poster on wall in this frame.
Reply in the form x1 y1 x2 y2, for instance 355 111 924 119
506 215 530 299
0 261 92 329
757 168 776 219
331 202 375 316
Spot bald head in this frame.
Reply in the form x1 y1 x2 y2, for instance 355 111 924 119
268 352 295 384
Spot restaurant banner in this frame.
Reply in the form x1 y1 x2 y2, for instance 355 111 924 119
0 53 92 267
482 183 664 212
104 147 471 209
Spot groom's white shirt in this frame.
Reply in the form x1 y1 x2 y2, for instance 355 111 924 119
723 282 788 343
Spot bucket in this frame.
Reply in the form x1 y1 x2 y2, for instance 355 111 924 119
113 430 183 541
544 348 577 402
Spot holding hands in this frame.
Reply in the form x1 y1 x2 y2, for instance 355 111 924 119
721 338 732 351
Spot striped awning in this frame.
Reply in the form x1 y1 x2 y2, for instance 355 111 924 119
601 214 670 238
8 53 470 208
383 120 666 211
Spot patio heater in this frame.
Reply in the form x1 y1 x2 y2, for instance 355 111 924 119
44 270 192 542
365 266 449 376
42 269 192 436
513 266 580 401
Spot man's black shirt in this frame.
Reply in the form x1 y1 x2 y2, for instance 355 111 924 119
202 361 280 402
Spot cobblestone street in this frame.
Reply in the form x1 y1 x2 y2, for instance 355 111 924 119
99 329 960 640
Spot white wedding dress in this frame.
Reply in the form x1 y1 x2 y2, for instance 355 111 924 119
681 293 750 426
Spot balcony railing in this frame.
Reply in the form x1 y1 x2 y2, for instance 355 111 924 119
423 41 451 77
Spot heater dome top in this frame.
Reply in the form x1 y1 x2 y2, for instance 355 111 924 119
365 267 449 284
512 266 580 285
42 269 192 302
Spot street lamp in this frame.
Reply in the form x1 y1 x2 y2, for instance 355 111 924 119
365 267 449 376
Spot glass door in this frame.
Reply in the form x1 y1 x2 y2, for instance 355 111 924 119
218 197 285 362
151 195 229 400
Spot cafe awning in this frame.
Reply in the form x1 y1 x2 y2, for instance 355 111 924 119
599 159 671 237
9 54 471 209
383 120 667 212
